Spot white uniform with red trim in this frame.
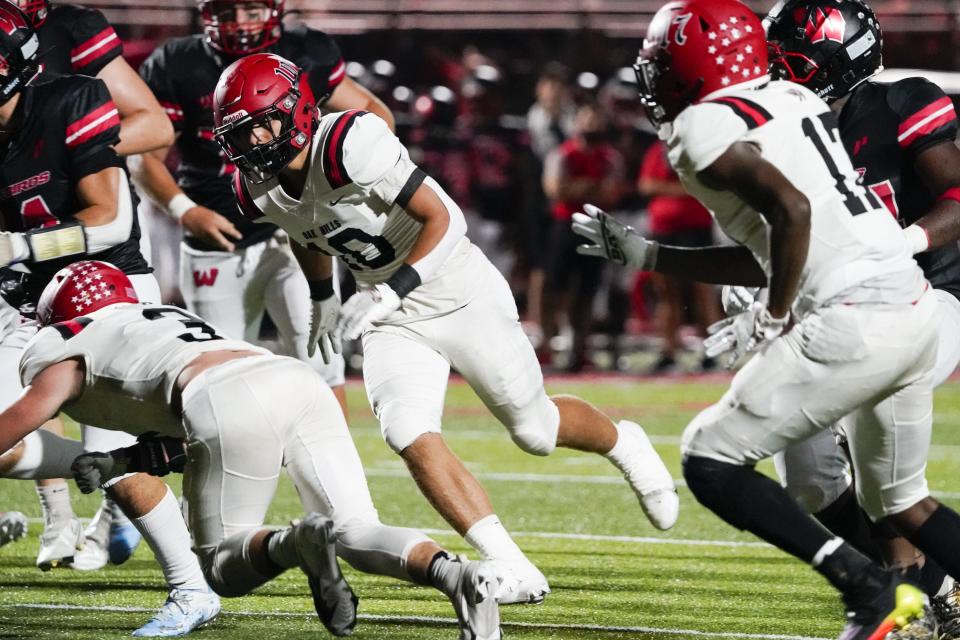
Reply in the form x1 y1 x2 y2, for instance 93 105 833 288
672 81 940 519
240 110 559 456
17 301 432 580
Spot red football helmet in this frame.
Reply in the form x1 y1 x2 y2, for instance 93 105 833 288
634 0 769 125
0 1 40 103
36 261 139 326
198 0 283 57
13 0 48 27
213 52 318 183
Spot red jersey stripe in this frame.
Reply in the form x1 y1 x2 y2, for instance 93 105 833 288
898 98 956 148
233 172 262 220
322 110 365 189
66 101 120 148
70 27 121 68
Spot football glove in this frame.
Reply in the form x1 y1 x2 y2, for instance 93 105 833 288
704 301 789 368
0 232 30 268
720 285 764 316
71 451 125 494
571 204 660 270
70 434 188 493
337 283 401 341
308 294 342 363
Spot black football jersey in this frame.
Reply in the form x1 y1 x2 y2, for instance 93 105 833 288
839 78 960 299
139 26 346 251
36 4 123 78
0 75 148 307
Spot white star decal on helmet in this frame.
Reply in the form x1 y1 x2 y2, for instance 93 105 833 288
708 32 717 40
708 45 717 54
721 77 731 86
745 25 753 32
716 55 724 64
731 28 740 38
745 44 753 53
731 65 740 73
719 23 728 31
730 17 738 24
722 38 730 46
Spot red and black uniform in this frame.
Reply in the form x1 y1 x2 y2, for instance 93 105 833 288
35 4 123 78
0 75 148 309
639 140 713 247
839 78 960 299
139 26 346 251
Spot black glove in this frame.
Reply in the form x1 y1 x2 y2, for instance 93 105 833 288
71 451 126 494
127 433 188 476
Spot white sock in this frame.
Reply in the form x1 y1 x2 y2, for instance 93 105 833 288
132 486 207 591
603 421 631 461
7 430 83 479
35 482 75 528
464 514 527 562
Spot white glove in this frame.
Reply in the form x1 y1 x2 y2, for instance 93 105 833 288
571 204 660 270
703 302 789 368
0 232 30 268
721 285 763 316
308 295 342 363
337 283 402 342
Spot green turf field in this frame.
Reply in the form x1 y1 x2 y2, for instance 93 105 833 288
2 377 959 640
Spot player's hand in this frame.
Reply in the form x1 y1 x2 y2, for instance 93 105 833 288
71 451 127 494
337 283 401 341
703 301 789 368
181 206 243 252
721 286 763 316
309 294 342 363
0 232 30 268
571 204 660 270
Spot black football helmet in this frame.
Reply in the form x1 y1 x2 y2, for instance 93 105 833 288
764 0 883 103
0 1 40 104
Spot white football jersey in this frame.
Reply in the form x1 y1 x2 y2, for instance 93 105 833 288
240 110 482 322
667 81 925 314
19 303 267 437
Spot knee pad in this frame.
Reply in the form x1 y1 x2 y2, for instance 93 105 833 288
506 395 559 457
682 455 754 531
378 400 442 454
334 516 429 582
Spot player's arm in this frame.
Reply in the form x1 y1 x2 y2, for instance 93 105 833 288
909 140 960 252
695 142 809 319
291 241 340 361
325 76 395 132
0 360 83 456
97 58 174 156
291 240 334 282
131 146 242 252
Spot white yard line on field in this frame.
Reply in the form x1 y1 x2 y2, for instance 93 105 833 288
1 603 830 640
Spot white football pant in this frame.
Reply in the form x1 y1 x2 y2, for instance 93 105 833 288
180 236 345 387
682 291 940 521
774 288 960 514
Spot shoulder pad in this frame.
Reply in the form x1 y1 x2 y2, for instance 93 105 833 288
887 78 957 152
19 326 70 388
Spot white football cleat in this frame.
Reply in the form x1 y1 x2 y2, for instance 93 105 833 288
295 513 357 636
489 558 550 605
608 420 679 530
0 511 28 548
132 588 221 637
436 555 503 640
72 499 142 571
36 516 84 570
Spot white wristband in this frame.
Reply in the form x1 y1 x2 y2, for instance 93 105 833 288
904 224 930 255
166 193 197 221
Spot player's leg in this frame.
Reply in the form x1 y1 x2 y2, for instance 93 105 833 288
362 325 541 604
274 360 501 638
931 289 960 387
441 260 677 529
258 239 348 415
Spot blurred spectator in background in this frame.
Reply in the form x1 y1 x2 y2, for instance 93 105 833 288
637 140 722 372
527 63 576 159
542 102 624 371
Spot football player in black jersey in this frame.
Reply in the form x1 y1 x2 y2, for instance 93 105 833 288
6 0 176 574
134 0 392 417
0 5 221 635
765 1 960 637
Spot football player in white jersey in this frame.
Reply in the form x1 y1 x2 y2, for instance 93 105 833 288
2 260 504 640
210 52 679 604
571 0 960 637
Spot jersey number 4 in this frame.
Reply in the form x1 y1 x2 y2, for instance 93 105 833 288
802 113 884 216
142 307 224 342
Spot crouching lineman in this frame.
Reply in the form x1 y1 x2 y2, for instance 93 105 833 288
572 0 960 637
0 4 220 635
211 52 678 604
6 260 503 640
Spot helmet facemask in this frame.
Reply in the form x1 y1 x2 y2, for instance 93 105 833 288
15 0 48 27
199 0 282 56
215 90 308 183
